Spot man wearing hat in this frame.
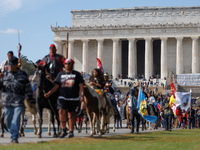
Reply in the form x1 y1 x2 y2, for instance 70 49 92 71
44 58 84 138
41 44 65 81
0 56 35 143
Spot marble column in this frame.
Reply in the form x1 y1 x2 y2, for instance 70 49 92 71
112 38 120 79
145 37 152 80
68 40 74 59
97 39 104 66
176 37 183 74
82 39 89 74
150 40 153 77
192 36 199 73
128 38 137 78
161 37 168 79
54 41 63 55
119 40 122 76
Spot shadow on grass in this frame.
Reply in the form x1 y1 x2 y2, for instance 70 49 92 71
93 132 158 142
159 132 186 135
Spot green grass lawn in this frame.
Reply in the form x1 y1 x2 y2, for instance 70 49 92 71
1 129 200 150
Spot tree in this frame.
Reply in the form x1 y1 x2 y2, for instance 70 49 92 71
20 55 35 76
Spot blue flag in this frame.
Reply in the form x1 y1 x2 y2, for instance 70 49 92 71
137 87 157 123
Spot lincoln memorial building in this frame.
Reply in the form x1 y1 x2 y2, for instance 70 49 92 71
51 6 200 80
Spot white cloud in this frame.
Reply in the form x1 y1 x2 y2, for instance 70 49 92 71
0 0 55 17
0 0 25 16
0 28 22 34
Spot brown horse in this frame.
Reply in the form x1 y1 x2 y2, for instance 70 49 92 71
83 84 102 137
84 84 115 135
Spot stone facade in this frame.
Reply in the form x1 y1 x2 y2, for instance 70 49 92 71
52 6 200 79
71 7 200 27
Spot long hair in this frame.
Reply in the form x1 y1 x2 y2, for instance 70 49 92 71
90 68 105 87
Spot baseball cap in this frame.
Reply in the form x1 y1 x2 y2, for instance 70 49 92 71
49 44 55 48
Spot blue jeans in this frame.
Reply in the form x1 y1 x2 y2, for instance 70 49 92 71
161 117 166 128
4 106 23 140
116 116 122 128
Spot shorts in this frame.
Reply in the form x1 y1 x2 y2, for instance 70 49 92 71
57 99 80 112
95 89 104 96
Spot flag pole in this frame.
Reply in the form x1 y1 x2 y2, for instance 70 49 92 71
66 33 69 59
17 30 22 69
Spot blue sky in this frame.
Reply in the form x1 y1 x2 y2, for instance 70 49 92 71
0 0 200 64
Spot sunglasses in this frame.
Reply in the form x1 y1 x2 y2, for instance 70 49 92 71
65 63 71 65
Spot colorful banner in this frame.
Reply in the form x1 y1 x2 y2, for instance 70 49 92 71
96 58 104 73
170 92 191 116
137 87 157 123
170 78 176 98
175 92 191 111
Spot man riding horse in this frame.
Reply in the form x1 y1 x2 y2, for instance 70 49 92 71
32 44 65 138
41 44 65 82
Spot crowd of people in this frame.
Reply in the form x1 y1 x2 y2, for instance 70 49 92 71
0 44 200 144
114 86 200 132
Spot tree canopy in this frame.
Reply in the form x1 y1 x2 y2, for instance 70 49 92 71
20 55 35 76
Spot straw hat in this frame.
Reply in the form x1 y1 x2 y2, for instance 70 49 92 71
24 98 37 115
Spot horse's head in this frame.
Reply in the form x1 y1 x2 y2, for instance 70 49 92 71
35 65 46 88
84 84 99 99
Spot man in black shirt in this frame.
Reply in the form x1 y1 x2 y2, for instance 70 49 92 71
41 44 65 81
187 105 195 129
44 58 84 138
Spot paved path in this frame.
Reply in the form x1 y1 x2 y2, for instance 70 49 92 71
0 124 172 145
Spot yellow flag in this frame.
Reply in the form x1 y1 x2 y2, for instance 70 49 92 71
169 95 175 107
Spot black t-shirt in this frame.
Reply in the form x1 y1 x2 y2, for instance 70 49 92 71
54 70 84 99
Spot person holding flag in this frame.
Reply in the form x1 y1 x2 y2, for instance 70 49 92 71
169 78 183 117
129 86 140 133
137 87 157 128
162 95 173 131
